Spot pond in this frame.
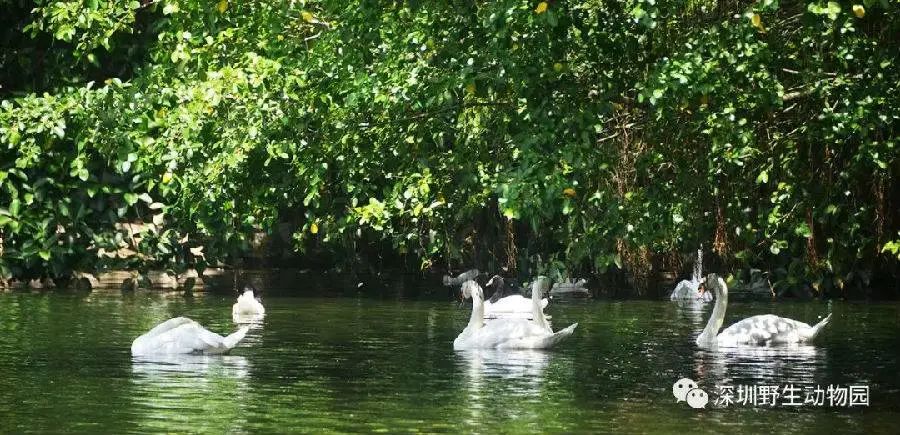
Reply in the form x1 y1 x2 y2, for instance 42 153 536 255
0 290 898 433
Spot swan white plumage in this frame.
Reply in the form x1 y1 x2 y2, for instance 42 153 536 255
454 277 577 350
670 246 711 302
695 274 832 348
232 287 265 316
483 275 549 320
484 295 550 319
669 279 711 302
131 317 249 356
550 278 589 297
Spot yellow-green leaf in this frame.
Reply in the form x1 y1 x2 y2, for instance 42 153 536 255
750 13 765 32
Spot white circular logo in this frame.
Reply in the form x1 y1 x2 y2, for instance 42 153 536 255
672 377 697 402
686 388 709 409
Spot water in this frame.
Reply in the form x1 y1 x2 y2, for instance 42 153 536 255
0 290 898 433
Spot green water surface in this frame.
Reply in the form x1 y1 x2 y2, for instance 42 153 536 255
0 290 897 433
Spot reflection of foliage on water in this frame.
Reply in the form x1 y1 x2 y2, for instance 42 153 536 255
0 1 896 296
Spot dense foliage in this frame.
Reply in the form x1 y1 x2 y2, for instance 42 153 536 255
1 0 897 295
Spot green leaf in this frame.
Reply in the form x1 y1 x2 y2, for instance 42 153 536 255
124 193 138 206
795 222 812 238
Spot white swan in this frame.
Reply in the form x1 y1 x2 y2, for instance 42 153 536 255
695 274 832 348
232 287 265 316
454 277 577 350
670 246 711 302
484 295 550 320
131 317 249 356
550 278 589 297
483 275 549 320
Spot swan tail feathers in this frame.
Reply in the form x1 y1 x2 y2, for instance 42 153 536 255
223 326 250 349
808 313 832 340
540 323 578 348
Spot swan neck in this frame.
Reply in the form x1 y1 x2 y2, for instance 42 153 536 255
468 286 484 331
697 279 727 345
693 247 703 282
532 279 550 331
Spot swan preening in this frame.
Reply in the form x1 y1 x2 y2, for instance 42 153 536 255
670 247 711 302
484 275 549 320
131 317 249 356
669 278 711 302
696 274 832 348
454 277 577 350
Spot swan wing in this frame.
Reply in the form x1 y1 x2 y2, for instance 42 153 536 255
718 314 811 346
670 280 699 301
139 317 195 339
132 321 206 355
456 319 575 350
497 323 578 350
132 318 244 355
454 319 540 350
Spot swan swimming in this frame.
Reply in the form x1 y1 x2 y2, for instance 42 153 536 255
483 275 550 320
670 246 711 302
550 278 589 297
232 286 265 316
454 277 577 350
131 317 249 356
695 274 832 348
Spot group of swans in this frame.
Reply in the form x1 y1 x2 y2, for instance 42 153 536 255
454 277 577 350
695 274 831 348
131 286 265 357
131 267 832 357
444 269 549 321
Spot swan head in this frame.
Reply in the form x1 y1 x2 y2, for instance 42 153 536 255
460 280 483 300
705 274 727 297
485 275 503 289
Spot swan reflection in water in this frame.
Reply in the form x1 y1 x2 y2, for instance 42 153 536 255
131 354 251 379
674 300 708 329
694 344 826 388
456 349 551 424
130 354 252 431
232 312 265 329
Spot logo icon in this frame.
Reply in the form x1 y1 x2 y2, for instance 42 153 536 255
686 387 709 409
673 377 708 409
